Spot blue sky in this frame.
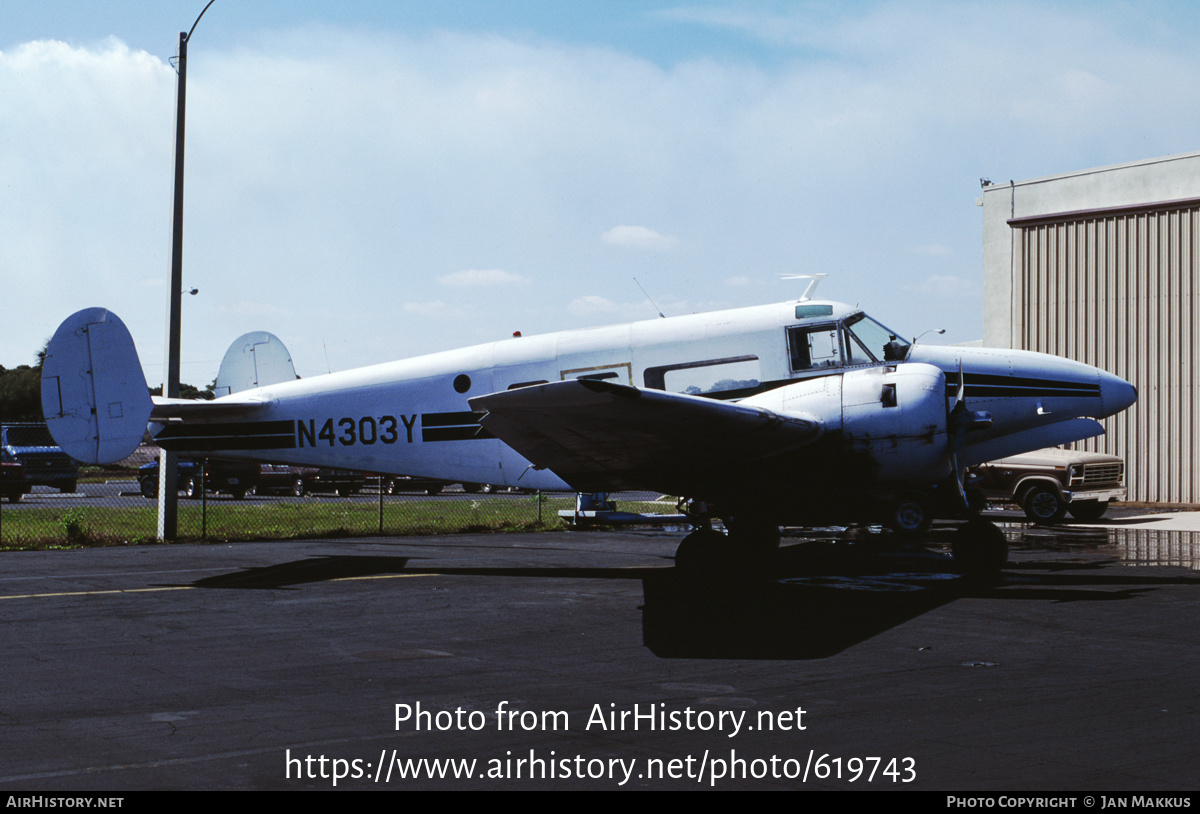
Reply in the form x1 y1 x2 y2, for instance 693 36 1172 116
4 1 1200 383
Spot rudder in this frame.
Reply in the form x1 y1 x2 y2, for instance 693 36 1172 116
41 308 153 464
213 331 297 396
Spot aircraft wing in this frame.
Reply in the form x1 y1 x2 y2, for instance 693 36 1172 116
469 379 822 493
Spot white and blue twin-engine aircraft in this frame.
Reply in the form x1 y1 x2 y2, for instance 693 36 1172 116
41 282 1135 572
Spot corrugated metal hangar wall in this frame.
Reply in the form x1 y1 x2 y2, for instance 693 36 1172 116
982 152 1200 504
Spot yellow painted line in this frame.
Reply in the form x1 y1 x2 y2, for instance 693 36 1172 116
0 572 434 601
0 586 194 600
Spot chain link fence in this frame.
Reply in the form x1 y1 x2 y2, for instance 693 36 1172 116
0 446 674 549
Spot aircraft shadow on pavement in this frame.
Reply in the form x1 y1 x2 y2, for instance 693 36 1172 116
178 555 662 590
172 540 1200 659
183 555 413 589
641 540 1200 660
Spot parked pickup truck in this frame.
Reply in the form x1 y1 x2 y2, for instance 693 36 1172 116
1 423 77 493
970 447 1125 523
1 448 29 502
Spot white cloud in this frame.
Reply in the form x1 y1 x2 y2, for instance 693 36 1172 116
601 225 678 250
8 5 1200 368
437 268 528 287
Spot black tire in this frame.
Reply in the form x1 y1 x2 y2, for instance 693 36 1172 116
7 491 20 503
674 528 729 574
1022 485 1067 523
292 478 307 497
888 494 932 536
952 519 1008 576
385 479 397 495
1068 500 1109 521
462 483 480 494
424 484 443 496
478 483 495 494
230 487 247 500
60 481 77 494
140 478 158 499
183 477 200 499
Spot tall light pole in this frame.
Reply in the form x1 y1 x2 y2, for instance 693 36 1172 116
159 1 215 541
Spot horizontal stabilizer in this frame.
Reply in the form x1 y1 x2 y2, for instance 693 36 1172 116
470 379 822 493
41 308 153 464
150 395 274 421
213 331 296 396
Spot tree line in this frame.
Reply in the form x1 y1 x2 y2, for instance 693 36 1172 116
0 350 213 424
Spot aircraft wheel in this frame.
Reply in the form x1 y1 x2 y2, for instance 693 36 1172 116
952 519 1008 576
462 483 480 494
1068 500 1109 522
1022 485 1066 523
674 528 730 574
140 479 158 499
888 494 932 536
183 477 200 499
230 487 247 500
7 491 21 503
384 479 397 495
292 478 307 497
723 513 781 568
966 487 988 515
424 484 443 496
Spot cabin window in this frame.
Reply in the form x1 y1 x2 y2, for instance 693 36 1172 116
643 356 761 398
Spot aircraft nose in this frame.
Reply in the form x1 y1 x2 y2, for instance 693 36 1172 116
1099 369 1137 417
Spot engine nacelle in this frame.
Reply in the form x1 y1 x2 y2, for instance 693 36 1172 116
840 363 951 486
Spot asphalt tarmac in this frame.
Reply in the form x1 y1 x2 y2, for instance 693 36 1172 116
1 514 1198 791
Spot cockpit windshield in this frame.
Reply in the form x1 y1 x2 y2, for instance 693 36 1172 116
787 312 910 373
844 313 910 362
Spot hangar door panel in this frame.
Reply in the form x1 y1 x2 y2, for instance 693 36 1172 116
1014 203 1200 503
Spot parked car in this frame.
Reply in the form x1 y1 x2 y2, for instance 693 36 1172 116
1 423 78 493
970 447 1125 523
1 448 29 502
461 482 536 494
289 469 367 497
253 464 316 495
379 475 450 496
138 458 260 499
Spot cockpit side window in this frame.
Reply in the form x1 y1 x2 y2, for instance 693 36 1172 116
787 324 841 371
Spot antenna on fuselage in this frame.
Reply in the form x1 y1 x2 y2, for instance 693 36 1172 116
633 277 666 318
779 273 828 302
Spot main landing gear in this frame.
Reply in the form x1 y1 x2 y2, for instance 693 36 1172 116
674 511 780 575
951 518 1008 576
674 510 1008 578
